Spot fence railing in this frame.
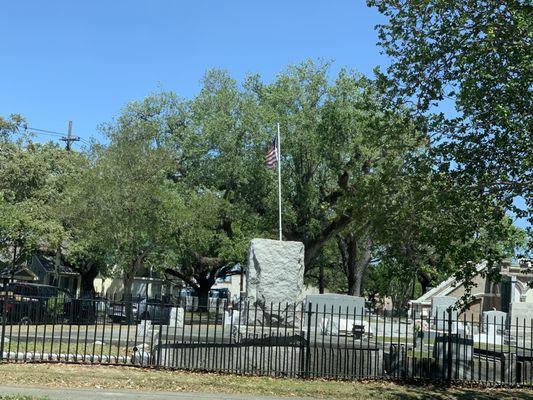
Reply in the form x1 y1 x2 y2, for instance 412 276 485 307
0 294 531 386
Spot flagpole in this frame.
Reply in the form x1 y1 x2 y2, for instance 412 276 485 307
277 123 282 241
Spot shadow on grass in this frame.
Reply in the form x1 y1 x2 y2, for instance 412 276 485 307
365 383 533 400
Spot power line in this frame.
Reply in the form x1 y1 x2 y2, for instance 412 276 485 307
27 125 91 141
26 123 92 149
26 127 65 137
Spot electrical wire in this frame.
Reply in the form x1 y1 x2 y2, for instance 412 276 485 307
26 127 65 137
26 126 94 146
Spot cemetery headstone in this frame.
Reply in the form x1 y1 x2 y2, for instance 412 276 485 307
482 310 507 334
305 294 366 336
431 296 457 331
208 297 227 314
224 309 240 327
137 319 152 339
510 302 533 332
169 307 184 329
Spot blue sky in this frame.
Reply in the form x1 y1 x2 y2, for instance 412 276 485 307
1 1 528 230
1 1 385 144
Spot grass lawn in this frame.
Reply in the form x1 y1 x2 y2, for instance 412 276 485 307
0 363 531 399
3 340 127 357
0 397 41 400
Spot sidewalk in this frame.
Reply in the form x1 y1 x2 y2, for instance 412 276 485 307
0 385 314 400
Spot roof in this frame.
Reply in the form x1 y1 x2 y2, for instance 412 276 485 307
0 266 38 281
33 254 78 275
410 262 487 306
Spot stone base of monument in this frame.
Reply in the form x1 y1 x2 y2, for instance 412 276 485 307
244 239 305 328
239 302 303 329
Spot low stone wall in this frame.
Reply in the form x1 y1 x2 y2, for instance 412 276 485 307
154 342 383 379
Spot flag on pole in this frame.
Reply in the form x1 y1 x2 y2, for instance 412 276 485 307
265 136 278 169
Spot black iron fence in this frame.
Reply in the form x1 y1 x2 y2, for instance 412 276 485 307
0 294 532 386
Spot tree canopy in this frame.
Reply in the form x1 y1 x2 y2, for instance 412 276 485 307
0 129 85 279
367 0 532 227
120 62 432 298
0 58 527 303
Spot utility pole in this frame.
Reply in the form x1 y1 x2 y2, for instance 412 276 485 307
60 121 80 152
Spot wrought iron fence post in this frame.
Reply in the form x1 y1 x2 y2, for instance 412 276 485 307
156 318 163 368
446 308 453 384
304 301 312 378
0 290 5 361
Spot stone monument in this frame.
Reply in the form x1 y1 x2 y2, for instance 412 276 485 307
509 302 533 331
431 296 457 331
482 310 507 334
305 294 367 336
169 307 184 329
477 310 506 345
305 293 365 316
244 238 305 327
137 319 152 339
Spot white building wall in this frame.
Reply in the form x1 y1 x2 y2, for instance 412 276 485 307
94 276 170 299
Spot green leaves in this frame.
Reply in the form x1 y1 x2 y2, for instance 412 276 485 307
0 114 25 140
68 119 184 279
368 0 532 226
0 141 78 268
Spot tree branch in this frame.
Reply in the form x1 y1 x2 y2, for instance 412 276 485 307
164 268 199 290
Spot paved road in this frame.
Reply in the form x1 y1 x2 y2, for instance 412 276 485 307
0 385 315 400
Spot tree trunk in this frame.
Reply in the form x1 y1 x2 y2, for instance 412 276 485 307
123 254 144 324
123 273 135 324
417 271 432 294
196 273 216 312
337 233 372 297
10 245 18 284
346 235 357 295
79 262 99 298
196 284 210 312
350 247 372 297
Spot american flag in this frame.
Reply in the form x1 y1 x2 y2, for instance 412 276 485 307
265 136 278 169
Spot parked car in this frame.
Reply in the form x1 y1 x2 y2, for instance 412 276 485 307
209 288 230 300
178 288 196 298
137 298 171 324
107 298 171 324
107 301 138 323
178 287 230 300
0 282 67 324
64 296 98 324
